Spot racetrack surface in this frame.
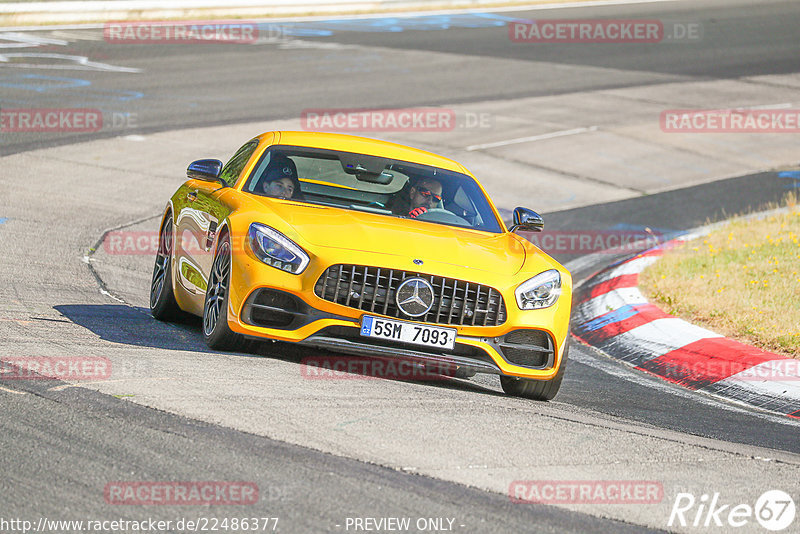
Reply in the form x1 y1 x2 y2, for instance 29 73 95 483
2 0 800 532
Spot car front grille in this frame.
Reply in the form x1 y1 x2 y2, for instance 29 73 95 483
314 264 507 326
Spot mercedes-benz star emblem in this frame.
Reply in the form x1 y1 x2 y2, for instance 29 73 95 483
396 277 435 317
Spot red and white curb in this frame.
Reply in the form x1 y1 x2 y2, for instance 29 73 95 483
572 234 800 419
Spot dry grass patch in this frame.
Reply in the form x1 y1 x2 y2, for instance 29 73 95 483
640 196 800 358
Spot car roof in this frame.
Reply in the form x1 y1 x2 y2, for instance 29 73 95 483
256 131 469 175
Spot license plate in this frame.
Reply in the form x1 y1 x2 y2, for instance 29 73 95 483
360 316 456 350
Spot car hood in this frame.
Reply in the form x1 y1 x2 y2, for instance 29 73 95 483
257 200 532 275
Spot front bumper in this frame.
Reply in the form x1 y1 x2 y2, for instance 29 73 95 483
228 283 567 380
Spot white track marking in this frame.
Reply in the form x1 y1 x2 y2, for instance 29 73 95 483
0 31 68 48
613 318 722 359
589 255 660 284
0 52 141 72
465 126 598 151
717 360 800 404
740 102 793 110
571 348 800 427
49 30 105 41
578 286 649 320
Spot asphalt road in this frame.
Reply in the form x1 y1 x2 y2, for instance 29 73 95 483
2 0 800 532
3 377 653 534
2 0 799 155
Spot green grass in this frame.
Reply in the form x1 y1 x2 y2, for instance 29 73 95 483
640 195 800 358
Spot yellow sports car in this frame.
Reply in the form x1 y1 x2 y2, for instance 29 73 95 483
150 131 572 400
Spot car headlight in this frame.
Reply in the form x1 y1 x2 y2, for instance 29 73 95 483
515 269 561 310
248 223 309 274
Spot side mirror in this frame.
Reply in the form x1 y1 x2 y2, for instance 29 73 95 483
187 159 224 183
510 207 544 232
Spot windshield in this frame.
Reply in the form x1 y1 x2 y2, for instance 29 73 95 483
243 145 503 233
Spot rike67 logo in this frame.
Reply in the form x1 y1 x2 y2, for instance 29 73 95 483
669 490 795 531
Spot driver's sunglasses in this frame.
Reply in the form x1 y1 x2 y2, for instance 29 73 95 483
416 187 443 203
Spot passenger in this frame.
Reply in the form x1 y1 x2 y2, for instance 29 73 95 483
259 154 302 200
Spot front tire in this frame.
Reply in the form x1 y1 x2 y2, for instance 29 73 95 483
150 213 182 321
202 233 244 350
500 339 569 401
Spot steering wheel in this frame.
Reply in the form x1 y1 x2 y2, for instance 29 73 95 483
414 208 470 226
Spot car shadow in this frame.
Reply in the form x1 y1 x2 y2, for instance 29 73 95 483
54 303 502 396
287 350 503 396
55 303 217 354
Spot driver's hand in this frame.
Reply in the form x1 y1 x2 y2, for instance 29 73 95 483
409 206 427 218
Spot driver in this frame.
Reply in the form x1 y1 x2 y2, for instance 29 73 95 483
406 178 443 218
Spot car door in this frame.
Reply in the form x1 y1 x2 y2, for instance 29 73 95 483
174 139 259 313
